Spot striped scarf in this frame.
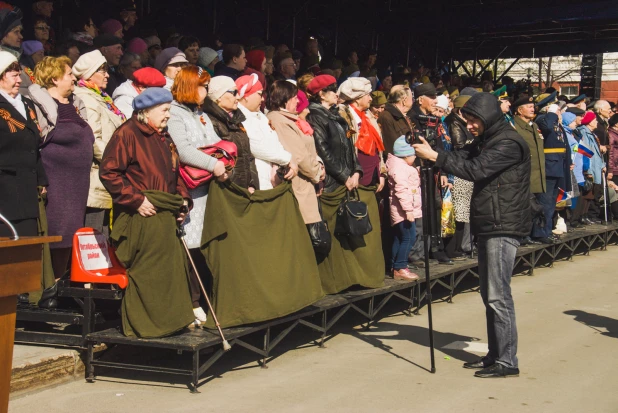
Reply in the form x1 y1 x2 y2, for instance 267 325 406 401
77 79 126 121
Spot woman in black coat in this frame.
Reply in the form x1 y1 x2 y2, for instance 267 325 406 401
0 53 47 237
305 75 362 193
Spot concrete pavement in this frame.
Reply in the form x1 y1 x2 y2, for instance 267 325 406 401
10 249 618 413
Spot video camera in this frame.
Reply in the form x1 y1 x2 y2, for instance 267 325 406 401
405 114 440 149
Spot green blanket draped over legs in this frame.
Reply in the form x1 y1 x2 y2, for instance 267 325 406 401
317 185 385 294
201 181 324 329
111 190 194 338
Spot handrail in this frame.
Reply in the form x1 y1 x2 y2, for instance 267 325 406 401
0 212 19 240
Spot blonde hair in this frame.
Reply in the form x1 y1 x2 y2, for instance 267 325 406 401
296 73 314 93
34 56 73 89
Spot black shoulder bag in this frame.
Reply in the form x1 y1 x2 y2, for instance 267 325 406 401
335 189 372 237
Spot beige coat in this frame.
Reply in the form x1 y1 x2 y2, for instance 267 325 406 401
267 110 322 224
73 85 125 209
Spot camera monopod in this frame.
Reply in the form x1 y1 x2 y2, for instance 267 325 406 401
406 126 438 374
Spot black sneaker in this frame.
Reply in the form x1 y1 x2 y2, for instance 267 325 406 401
532 237 555 245
474 363 520 378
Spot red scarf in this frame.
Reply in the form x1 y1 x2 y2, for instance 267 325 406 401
296 118 314 136
351 105 384 156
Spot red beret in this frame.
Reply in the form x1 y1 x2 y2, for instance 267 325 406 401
307 74 337 95
581 111 596 126
133 67 166 88
246 50 266 72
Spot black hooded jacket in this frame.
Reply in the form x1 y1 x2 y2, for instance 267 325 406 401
434 93 531 237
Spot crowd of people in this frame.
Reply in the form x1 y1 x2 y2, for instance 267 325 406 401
1 1 617 343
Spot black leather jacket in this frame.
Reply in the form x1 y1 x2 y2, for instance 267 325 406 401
445 111 475 150
306 102 362 193
436 93 531 237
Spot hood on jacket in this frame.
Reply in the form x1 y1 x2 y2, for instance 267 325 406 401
460 92 507 142
112 79 139 101
28 83 57 123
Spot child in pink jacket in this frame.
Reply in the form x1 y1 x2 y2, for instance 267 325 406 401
386 136 422 281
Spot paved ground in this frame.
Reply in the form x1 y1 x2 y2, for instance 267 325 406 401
10 249 618 413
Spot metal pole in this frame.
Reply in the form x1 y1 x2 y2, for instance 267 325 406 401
406 34 411 67
212 0 217 35
291 16 296 48
266 3 270 41
334 19 339 55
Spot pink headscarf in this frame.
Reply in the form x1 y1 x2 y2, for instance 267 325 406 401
235 73 263 99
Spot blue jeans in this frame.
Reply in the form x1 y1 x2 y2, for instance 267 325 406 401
531 176 560 238
391 220 416 270
477 235 520 369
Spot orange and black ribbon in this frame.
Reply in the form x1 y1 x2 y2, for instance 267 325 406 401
0 109 25 133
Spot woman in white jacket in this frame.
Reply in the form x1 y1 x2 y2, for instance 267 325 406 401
235 74 297 189
167 66 228 326
112 67 166 117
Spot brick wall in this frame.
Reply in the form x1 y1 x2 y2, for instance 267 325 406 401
601 81 618 103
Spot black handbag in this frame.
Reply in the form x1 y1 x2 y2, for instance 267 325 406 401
307 202 332 256
583 176 594 193
335 189 372 236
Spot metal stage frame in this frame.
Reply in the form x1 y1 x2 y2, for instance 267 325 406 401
80 223 618 392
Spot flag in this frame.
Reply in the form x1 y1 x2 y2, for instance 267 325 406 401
577 144 594 158
556 188 570 203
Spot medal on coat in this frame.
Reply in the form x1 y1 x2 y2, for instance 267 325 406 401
29 108 42 133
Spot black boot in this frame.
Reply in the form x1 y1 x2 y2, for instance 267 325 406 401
17 293 30 304
38 283 59 309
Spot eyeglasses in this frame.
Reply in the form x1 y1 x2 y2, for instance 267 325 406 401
35 26 50 31
96 64 109 74
226 90 238 97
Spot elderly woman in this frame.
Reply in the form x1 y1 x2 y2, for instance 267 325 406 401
306 74 384 293
30 16 52 54
100 87 194 338
117 52 142 83
29 56 93 280
70 14 97 52
577 111 606 223
203 76 259 190
306 75 362 193
197 47 219 76
0 51 47 238
167 66 228 326
154 47 188 91
73 50 126 238
113 67 166 118
337 77 383 189
236 74 295 190
266 80 323 226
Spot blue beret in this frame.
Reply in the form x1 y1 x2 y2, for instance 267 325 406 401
132 87 173 111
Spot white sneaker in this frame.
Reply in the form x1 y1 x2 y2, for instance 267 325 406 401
552 228 564 235
193 307 207 323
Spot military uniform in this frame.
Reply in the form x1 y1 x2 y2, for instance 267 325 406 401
534 111 572 238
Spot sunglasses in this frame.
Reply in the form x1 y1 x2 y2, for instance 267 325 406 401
226 90 238 97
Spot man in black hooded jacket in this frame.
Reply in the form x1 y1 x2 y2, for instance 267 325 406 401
414 93 531 378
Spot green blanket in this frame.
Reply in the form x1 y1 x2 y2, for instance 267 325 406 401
201 181 324 329
111 190 194 338
317 186 385 294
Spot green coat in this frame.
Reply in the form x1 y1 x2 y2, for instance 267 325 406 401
514 116 546 193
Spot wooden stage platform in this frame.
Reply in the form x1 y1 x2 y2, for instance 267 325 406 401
76 223 618 392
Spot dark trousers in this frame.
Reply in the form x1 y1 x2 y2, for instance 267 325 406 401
391 220 416 270
531 177 560 238
478 235 520 369
50 247 71 279
572 185 591 222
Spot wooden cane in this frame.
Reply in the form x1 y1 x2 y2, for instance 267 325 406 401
180 237 231 351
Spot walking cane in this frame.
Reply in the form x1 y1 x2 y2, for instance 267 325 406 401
180 236 231 351
602 173 609 224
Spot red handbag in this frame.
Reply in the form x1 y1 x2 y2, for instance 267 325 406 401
179 140 238 189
